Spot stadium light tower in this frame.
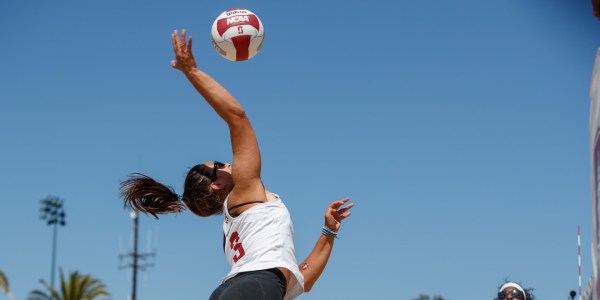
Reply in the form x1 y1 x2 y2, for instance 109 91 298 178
39 197 66 289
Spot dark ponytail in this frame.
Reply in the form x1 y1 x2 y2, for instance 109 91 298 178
120 173 184 218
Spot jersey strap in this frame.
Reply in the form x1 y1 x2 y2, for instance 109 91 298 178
227 201 265 217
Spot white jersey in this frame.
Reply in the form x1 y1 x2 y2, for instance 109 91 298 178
222 193 304 300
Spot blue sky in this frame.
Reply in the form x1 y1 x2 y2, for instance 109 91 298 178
1 0 599 299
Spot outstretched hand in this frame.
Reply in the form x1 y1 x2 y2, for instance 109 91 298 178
171 29 197 73
324 198 353 231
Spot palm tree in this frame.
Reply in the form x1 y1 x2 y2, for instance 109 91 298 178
0 269 14 299
28 269 110 300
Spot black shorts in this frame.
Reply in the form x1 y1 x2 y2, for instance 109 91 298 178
209 268 287 300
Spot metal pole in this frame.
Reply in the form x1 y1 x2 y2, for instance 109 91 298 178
578 225 582 300
132 212 139 300
119 211 155 300
51 222 58 289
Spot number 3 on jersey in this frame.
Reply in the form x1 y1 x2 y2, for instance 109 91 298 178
229 231 245 262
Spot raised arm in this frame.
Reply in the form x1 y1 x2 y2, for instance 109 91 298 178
171 29 265 204
299 198 353 292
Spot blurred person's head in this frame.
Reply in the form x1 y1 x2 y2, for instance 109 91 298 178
496 281 535 300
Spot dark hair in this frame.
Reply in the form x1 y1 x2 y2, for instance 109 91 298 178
494 280 536 300
120 164 223 218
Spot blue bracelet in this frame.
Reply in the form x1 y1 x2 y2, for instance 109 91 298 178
322 227 338 238
322 226 337 234
321 230 337 238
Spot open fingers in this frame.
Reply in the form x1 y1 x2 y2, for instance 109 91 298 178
181 29 187 49
330 198 350 210
338 211 352 221
336 203 354 215
334 204 353 222
172 29 190 54
171 30 179 53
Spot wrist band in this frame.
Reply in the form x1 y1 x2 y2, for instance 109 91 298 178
322 226 338 239
321 229 337 238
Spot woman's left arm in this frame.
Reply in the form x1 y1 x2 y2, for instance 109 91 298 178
298 198 353 292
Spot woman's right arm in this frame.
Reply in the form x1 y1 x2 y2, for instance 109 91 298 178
171 30 246 126
171 29 264 203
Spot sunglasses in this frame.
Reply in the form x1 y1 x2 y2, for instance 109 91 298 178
211 161 225 181
498 290 524 299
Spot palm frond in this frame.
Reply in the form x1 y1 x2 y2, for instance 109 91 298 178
28 269 110 300
0 270 14 300
27 290 52 300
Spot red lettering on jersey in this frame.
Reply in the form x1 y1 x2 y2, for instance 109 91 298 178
229 231 246 263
